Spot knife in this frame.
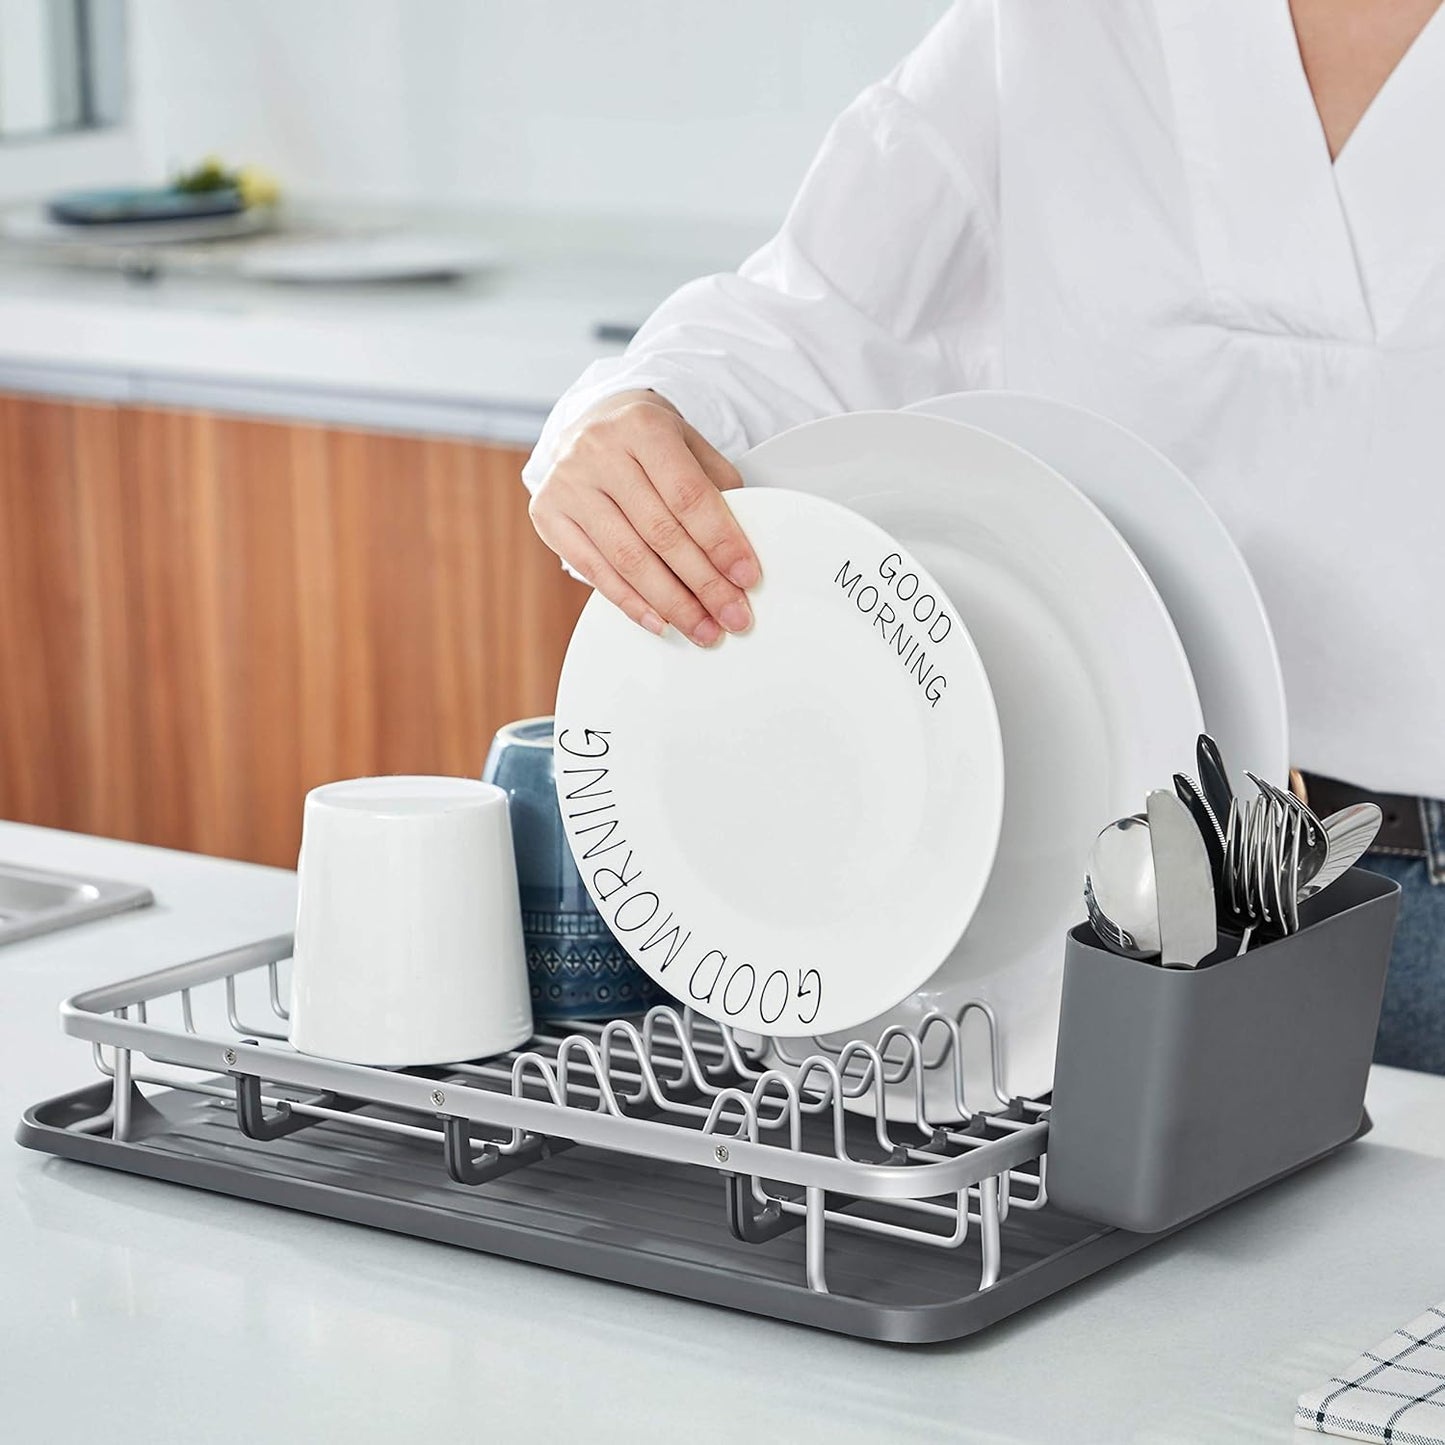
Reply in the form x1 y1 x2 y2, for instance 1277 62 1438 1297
1195 734 1235 844
1147 789 1219 969
1173 771 1226 884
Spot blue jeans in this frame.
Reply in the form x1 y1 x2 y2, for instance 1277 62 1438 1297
1370 799 1445 1075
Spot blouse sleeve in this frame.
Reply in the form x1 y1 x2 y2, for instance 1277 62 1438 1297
521 0 1002 490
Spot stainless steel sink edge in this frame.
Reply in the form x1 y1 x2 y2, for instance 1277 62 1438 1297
0 861 155 947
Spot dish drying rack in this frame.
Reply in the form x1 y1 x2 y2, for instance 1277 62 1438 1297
16 930 1338 1343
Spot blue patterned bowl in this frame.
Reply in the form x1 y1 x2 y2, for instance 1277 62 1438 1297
483 716 667 1021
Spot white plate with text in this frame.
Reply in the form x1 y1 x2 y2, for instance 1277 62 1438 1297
553 486 1004 1039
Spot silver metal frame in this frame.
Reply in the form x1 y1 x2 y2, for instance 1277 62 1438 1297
61 935 1051 1298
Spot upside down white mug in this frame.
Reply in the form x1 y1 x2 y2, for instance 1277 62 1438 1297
289 776 533 1066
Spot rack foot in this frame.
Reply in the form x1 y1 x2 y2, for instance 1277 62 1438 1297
442 1117 572 1186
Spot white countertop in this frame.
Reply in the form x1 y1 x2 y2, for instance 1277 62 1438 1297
5 818 1445 1443
0 211 761 442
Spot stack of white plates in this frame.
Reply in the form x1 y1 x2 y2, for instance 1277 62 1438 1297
554 394 1287 1117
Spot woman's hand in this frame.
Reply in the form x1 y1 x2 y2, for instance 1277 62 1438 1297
528 390 761 647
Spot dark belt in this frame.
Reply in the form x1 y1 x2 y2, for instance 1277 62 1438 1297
1297 771 1426 857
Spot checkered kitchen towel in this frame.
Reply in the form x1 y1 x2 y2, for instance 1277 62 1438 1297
1297 1304 1445 1443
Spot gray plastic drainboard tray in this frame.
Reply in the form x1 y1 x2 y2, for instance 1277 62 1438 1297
0 861 153 946
17 1080 1360 1343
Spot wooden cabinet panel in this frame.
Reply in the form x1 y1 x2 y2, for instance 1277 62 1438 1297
0 394 587 867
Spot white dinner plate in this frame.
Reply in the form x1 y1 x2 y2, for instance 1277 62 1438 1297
553 487 1004 1038
238 233 501 283
905 391 1288 794
741 412 1204 1113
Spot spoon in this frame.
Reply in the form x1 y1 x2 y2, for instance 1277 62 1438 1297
1084 814 1160 959
1084 876 1155 960
1297 803 1383 901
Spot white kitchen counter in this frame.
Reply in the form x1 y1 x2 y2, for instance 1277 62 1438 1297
4 819 1445 1443
0 212 761 443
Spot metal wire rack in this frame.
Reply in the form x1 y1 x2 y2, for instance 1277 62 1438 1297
23 882 1390 1341
52 933 1050 1303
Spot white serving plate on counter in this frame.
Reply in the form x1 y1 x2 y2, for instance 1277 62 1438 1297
741 411 1204 1115
238 233 502 283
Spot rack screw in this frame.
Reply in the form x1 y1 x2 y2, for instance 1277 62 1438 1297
430 1088 446 1108
222 1048 237 1066
714 1144 730 1164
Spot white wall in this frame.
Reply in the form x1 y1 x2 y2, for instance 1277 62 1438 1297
0 0 52 134
126 0 950 226
0 0 139 201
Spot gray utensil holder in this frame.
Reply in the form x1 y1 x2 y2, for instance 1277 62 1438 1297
1047 866 1400 1234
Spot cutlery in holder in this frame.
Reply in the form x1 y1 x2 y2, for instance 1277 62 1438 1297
1047 867 1400 1233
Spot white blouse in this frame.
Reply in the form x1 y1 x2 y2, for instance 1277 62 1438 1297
524 0 1445 800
